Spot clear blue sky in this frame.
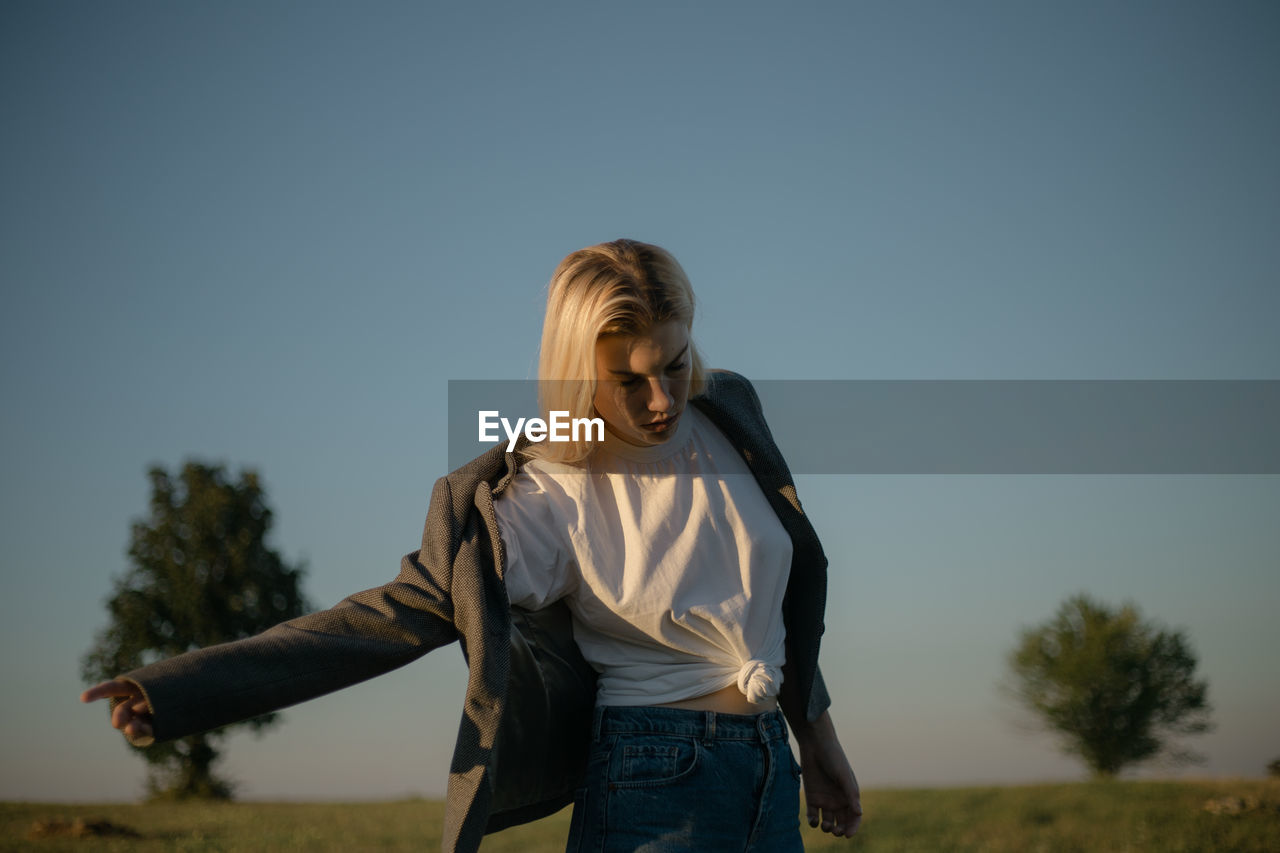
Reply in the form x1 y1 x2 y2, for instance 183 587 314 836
2 1 1277 801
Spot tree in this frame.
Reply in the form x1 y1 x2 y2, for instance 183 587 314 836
1006 594 1211 779
82 461 310 799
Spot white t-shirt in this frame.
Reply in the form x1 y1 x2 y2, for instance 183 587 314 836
493 405 793 707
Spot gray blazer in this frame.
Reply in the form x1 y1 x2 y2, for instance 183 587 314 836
115 370 830 852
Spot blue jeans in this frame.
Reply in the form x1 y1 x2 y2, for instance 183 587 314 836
565 705 805 853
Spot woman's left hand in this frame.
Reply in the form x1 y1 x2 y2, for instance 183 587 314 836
794 711 862 838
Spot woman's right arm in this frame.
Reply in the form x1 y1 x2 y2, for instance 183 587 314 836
81 477 463 746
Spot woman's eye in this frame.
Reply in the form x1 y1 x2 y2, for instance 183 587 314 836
619 377 642 389
667 362 688 374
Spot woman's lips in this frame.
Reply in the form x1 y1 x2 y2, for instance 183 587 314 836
641 413 680 433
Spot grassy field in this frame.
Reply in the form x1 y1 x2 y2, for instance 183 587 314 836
5 779 1278 852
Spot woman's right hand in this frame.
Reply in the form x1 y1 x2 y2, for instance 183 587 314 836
81 680 154 741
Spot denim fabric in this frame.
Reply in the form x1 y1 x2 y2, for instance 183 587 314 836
565 705 804 853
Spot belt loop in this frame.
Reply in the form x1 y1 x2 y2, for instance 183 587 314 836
703 710 715 745
592 706 603 742
758 709 777 742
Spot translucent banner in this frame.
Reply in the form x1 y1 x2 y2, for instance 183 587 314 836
447 380 1280 474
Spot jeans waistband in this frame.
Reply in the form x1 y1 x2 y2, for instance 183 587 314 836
593 704 788 743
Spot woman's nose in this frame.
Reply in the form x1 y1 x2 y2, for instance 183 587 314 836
648 378 674 413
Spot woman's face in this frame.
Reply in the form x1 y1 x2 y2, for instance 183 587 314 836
593 321 692 447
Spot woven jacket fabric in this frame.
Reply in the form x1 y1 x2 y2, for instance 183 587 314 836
112 370 831 852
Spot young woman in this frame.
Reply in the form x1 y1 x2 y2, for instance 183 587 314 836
84 239 862 851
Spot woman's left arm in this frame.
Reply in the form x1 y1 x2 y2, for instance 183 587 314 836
784 707 862 838
778 658 862 838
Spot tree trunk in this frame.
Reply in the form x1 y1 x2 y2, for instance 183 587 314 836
148 735 234 800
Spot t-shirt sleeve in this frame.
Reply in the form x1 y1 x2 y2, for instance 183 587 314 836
493 469 577 610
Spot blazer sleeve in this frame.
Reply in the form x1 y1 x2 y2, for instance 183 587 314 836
112 476 461 746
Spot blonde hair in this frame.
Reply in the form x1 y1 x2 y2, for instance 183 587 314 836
530 238 707 464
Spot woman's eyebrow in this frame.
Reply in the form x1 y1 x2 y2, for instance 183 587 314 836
607 344 689 377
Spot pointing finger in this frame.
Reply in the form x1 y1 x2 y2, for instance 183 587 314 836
80 681 137 703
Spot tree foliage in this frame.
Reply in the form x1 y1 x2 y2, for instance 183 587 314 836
82 461 310 799
1006 594 1211 778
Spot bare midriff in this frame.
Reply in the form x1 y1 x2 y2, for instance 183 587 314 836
655 683 778 715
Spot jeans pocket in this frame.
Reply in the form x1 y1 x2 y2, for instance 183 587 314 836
608 736 700 788
788 750 802 782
